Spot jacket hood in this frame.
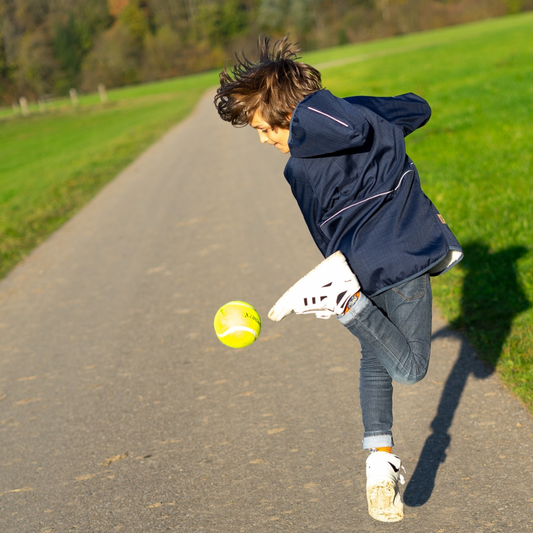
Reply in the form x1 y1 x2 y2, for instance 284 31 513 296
288 90 370 158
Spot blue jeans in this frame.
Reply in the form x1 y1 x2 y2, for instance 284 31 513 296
337 274 432 449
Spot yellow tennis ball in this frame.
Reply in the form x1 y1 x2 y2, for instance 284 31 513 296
214 301 261 348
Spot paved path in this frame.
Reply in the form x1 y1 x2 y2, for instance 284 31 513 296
1 91 532 533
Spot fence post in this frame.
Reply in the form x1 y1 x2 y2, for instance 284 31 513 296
69 88 79 107
98 83 108 104
19 96 29 116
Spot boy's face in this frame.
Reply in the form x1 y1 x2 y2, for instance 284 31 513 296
250 110 291 154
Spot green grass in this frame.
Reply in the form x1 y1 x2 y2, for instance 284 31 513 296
305 12 533 410
1 13 532 411
0 71 218 278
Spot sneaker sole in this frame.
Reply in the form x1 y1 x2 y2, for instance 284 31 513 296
367 480 404 522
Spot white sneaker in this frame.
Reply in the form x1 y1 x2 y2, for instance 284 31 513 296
268 251 360 321
366 451 405 522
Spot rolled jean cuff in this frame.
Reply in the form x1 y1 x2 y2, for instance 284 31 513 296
362 434 394 450
337 292 371 323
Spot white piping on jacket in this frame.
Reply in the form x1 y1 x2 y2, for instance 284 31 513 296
308 107 349 127
320 169 414 228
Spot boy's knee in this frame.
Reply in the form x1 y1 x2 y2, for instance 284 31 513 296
391 353 429 384
394 369 427 385
393 345 430 384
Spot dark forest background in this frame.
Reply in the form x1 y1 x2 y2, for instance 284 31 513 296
1 0 532 104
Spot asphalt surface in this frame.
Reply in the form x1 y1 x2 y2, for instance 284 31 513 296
1 91 532 533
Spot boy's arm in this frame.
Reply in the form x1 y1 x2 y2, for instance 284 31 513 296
343 93 431 136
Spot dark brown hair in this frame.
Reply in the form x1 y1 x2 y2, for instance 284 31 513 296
214 36 322 129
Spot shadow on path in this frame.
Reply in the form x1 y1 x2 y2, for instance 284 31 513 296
404 242 530 507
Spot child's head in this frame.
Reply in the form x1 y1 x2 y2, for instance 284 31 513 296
214 36 322 131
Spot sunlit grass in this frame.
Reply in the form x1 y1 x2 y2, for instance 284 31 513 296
0 71 218 278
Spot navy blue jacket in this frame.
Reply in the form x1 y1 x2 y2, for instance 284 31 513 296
284 89 463 296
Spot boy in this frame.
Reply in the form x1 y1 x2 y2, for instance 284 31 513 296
214 37 463 522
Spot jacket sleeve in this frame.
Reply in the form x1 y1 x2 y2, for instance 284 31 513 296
343 93 431 137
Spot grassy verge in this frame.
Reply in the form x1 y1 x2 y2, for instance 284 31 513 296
0 71 218 279
306 12 533 411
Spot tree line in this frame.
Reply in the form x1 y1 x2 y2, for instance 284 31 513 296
0 0 530 105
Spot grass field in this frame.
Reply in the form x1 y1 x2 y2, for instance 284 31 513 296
1 13 532 410
0 71 218 279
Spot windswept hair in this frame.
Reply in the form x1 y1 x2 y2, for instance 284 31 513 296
214 36 322 129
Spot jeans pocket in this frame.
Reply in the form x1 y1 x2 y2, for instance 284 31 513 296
392 274 427 302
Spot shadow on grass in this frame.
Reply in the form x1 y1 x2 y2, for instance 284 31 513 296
404 242 530 507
